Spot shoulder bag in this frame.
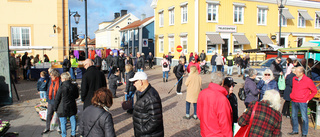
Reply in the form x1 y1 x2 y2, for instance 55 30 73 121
234 102 259 137
122 96 133 110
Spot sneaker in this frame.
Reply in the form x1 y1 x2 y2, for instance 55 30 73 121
176 92 182 95
183 116 190 120
193 115 198 120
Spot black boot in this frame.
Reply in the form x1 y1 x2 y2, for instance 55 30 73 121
166 78 168 82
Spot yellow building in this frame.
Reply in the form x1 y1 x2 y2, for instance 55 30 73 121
0 0 69 61
152 0 320 64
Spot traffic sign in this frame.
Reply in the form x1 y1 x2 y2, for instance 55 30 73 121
177 45 182 52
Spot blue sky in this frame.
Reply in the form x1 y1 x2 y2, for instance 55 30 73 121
69 0 154 39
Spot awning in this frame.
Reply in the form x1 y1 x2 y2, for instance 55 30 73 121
257 35 273 44
298 10 313 20
316 11 320 17
301 42 318 47
207 34 225 44
268 44 282 51
9 46 53 51
282 9 295 19
279 46 320 53
233 34 250 45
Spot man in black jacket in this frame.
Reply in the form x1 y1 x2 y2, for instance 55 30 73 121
147 52 154 69
135 52 145 72
200 50 206 61
106 51 114 79
94 54 102 70
21 52 28 80
62 55 71 72
270 57 283 82
175 59 185 95
117 50 126 83
222 77 238 131
81 59 107 110
129 72 164 137
235 54 243 77
211 53 217 73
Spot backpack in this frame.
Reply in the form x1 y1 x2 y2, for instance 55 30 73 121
238 87 246 101
173 65 178 74
163 61 168 68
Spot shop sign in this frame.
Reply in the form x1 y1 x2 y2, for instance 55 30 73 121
216 25 237 33
271 35 277 40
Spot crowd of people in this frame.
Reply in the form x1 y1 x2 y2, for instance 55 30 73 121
8 50 320 136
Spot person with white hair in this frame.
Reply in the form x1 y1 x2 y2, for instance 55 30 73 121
257 69 279 101
238 90 282 136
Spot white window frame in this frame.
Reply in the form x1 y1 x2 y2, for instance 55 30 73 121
298 13 306 28
159 38 164 53
207 3 219 23
233 6 244 24
279 14 287 27
169 37 175 53
169 9 175 26
297 37 305 47
159 12 164 27
180 37 188 54
11 27 31 47
315 13 320 29
257 8 267 25
181 5 188 24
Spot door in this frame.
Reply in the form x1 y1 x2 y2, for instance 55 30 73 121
222 39 229 57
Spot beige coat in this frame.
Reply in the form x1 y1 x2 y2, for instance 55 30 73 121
185 73 202 103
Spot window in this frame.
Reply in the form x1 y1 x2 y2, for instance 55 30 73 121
181 37 187 54
207 4 218 22
128 22 131 24
159 12 164 27
11 27 31 46
169 38 175 53
207 41 217 55
298 13 306 27
234 6 244 24
159 38 164 53
316 13 320 28
279 14 287 26
257 8 267 25
297 37 304 47
169 10 174 25
181 5 188 23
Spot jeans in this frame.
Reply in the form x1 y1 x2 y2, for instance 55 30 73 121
241 68 245 75
118 70 125 83
227 66 233 75
69 68 76 80
137 69 143 72
59 115 76 137
26 68 30 80
291 102 308 135
176 76 183 93
211 65 217 73
237 65 241 75
163 71 169 79
40 91 46 99
186 101 197 115
221 65 224 73
107 67 113 79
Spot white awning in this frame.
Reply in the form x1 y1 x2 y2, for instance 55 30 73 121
298 10 313 20
282 9 295 19
9 46 53 51
301 42 318 47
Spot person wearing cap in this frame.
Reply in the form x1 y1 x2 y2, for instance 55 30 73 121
187 57 200 74
129 72 164 136
222 77 238 131
197 71 233 137
257 69 279 101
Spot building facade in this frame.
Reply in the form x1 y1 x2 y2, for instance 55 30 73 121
152 0 320 64
95 10 139 49
0 0 69 61
120 16 155 57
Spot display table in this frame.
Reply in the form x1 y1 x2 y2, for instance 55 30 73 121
30 67 86 80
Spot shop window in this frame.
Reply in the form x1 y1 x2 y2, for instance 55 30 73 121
207 40 217 55
233 43 242 53
257 38 265 48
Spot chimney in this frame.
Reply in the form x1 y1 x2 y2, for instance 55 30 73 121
141 14 146 20
121 10 127 17
114 12 120 19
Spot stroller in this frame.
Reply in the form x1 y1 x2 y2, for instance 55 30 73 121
200 60 209 74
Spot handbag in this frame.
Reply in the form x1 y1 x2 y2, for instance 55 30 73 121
122 96 133 110
278 75 286 90
234 102 259 137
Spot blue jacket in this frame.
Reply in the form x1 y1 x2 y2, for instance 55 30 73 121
37 77 48 91
257 79 278 101
244 77 260 103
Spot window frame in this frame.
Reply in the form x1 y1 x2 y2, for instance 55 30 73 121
298 13 306 28
169 9 175 26
180 37 188 54
11 27 31 47
315 13 320 29
159 38 164 53
233 6 244 24
207 3 219 23
169 37 175 53
257 8 267 25
159 12 164 27
181 5 188 24
206 41 218 55
279 14 287 27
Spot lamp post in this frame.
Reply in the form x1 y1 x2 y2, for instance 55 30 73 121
85 0 88 59
277 0 287 56
69 10 80 56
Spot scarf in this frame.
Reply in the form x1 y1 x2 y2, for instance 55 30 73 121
49 77 60 100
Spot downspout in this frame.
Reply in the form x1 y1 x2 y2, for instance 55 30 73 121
194 0 199 53
62 0 66 57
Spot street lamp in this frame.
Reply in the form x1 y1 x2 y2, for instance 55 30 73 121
69 10 80 56
277 0 287 47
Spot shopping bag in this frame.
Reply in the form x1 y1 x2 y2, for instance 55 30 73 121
50 112 59 131
278 75 286 90
233 123 241 136
39 110 47 121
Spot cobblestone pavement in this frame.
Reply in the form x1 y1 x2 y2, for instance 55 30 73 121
1 66 320 137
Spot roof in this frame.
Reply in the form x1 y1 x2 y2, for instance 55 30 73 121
88 38 95 45
120 16 154 31
95 13 133 33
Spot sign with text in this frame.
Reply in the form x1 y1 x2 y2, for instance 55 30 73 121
216 25 237 33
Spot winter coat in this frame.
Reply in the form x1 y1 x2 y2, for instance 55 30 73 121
215 56 224 65
187 62 201 74
94 56 102 67
210 55 217 65
147 55 154 61
226 55 234 66
81 66 107 110
101 59 107 71
44 57 50 62
54 80 79 117
235 56 243 66
167 55 174 63
197 83 233 137
291 74 317 103
106 55 114 68
135 56 145 70
175 64 185 78
125 70 136 94
200 53 206 61
257 79 278 100
117 55 126 72
9 56 17 71
21 54 28 66
108 74 118 91
311 68 320 81
270 61 283 81
62 59 71 72
79 105 115 137
194 54 199 62
244 77 260 103
37 77 48 91
161 59 170 72
228 93 238 123
133 84 164 137
189 55 194 64
185 73 202 103
283 73 295 101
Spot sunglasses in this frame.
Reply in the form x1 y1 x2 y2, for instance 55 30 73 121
265 74 271 76
277 60 281 62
